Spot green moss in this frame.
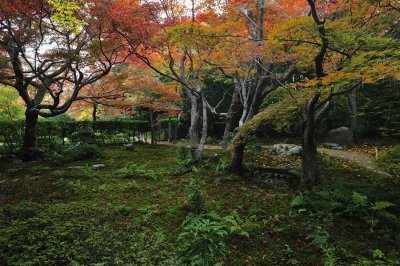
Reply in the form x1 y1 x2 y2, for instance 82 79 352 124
377 146 400 177
0 144 399 265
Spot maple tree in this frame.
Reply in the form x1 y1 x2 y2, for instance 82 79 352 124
231 0 400 188
70 64 180 144
0 0 130 160
112 0 227 159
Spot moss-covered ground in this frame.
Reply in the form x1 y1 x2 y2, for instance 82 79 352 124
0 144 399 265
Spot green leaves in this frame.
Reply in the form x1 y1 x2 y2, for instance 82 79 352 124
0 86 24 122
178 211 252 265
306 231 330 248
349 191 398 232
46 0 87 33
352 191 368 207
116 164 157 180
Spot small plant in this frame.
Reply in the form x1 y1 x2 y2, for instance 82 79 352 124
347 191 397 232
352 249 400 266
113 204 134 216
205 136 220 145
178 214 228 265
116 164 157 180
214 159 229 174
185 178 204 214
174 142 198 175
178 211 250 266
177 141 190 161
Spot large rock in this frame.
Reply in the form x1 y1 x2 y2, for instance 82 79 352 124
272 144 302 156
325 127 354 146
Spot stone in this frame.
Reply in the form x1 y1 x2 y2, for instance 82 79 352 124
27 175 41 180
6 168 19 174
78 122 95 144
67 166 85 169
272 144 302 156
124 144 134 151
325 127 354 146
323 143 344 150
92 164 105 169
54 170 66 176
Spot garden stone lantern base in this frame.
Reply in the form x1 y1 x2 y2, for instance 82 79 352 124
78 122 95 144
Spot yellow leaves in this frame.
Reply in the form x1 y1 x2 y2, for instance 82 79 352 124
295 71 355 89
46 0 86 33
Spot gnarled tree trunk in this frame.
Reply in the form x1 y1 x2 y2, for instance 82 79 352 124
300 93 327 190
301 117 320 189
230 132 246 174
21 110 40 161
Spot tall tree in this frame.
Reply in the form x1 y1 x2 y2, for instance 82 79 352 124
241 0 400 188
0 0 128 160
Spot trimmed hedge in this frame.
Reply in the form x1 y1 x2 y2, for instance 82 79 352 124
0 120 151 151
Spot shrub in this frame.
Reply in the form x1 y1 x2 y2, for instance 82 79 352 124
62 143 103 162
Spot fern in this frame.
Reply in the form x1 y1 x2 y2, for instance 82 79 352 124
370 201 396 211
307 231 330 248
352 192 368 207
291 195 305 208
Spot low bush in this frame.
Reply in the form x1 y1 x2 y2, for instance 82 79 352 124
62 143 103 162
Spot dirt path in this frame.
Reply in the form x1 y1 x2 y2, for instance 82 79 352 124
157 141 390 176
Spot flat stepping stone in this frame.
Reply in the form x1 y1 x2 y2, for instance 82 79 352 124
92 164 105 169
67 166 85 169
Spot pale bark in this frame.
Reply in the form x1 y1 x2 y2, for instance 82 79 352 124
222 81 241 151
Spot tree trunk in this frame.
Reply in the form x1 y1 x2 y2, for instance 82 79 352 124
300 95 321 190
348 87 358 141
301 122 320 189
222 83 241 151
92 103 98 122
21 111 40 161
194 97 208 161
150 110 156 145
230 132 246 174
168 118 172 142
189 95 200 159
229 88 265 174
